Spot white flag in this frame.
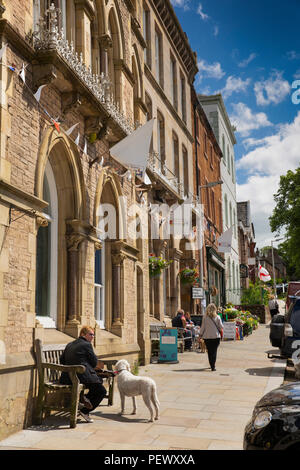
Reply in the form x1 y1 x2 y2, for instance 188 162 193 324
217 227 233 253
33 85 46 103
19 63 26 83
83 138 87 155
0 44 7 61
259 265 271 282
65 122 79 136
110 119 154 171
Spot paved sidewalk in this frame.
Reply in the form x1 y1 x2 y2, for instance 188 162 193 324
0 323 286 451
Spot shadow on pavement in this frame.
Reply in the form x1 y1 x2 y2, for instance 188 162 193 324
245 367 281 377
172 368 211 372
92 411 148 423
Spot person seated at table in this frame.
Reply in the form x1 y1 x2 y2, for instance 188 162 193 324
172 309 193 350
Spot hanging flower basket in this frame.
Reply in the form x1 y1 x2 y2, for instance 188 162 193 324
210 285 219 296
179 267 199 285
149 254 172 277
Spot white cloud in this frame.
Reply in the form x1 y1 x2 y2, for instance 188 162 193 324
219 76 251 98
197 59 225 81
238 53 257 68
294 69 300 79
254 71 291 106
171 0 191 10
197 3 209 20
230 102 273 137
236 112 300 247
213 25 219 36
287 50 300 60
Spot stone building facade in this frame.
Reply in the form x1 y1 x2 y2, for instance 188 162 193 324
191 89 224 310
142 0 198 319
198 94 241 305
0 0 198 439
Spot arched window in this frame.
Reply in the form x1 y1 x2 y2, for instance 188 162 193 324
157 110 165 171
35 160 58 328
222 135 225 163
232 261 235 291
227 145 230 173
107 8 121 103
224 194 228 227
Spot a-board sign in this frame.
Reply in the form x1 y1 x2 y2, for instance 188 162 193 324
158 328 179 363
192 287 204 299
223 321 236 340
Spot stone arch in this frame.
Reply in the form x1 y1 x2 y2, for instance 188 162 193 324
36 128 86 222
93 169 126 240
35 128 87 332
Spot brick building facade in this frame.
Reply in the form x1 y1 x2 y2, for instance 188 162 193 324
192 89 224 310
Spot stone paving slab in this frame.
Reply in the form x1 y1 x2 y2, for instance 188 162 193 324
0 323 286 451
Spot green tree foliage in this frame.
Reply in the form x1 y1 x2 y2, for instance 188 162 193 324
241 281 269 306
269 167 300 279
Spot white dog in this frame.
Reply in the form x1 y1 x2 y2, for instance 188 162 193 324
115 359 159 422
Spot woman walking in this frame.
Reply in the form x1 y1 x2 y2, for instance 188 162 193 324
199 303 223 371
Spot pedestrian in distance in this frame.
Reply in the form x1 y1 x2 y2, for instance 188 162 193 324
59 326 107 423
268 295 280 318
171 309 193 350
199 303 223 371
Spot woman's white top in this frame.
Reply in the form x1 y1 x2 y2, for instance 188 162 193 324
199 314 223 339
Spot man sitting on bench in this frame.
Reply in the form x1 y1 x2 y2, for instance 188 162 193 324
172 309 193 350
59 326 107 423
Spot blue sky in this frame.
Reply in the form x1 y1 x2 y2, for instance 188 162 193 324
171 0 300 247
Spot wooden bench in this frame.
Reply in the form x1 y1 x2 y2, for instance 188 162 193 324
34 339 116 428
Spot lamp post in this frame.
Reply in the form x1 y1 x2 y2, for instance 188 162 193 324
271 237 284 298
197 180 223 301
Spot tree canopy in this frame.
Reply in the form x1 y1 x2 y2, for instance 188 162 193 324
269 167 300 279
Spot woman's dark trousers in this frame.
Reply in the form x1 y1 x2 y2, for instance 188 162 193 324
204 338 220 370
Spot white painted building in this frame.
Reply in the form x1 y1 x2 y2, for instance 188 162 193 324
198 94 241 305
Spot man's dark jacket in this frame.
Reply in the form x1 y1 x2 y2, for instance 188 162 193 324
59 337 102 385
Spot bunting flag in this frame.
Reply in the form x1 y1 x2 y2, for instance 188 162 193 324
259 264 271 282
65 122 79 136
75 132 80 146
51 118 60 133
33 84 46 103
217 227 233 253
19 63 26 83
0 44 7 61
83 138 87 155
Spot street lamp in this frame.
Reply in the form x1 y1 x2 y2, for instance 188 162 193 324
197 180 223 295
271 237 284 298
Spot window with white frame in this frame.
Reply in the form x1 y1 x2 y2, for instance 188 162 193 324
94 244 105 329
35 160 58 328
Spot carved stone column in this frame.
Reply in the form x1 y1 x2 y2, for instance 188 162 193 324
111 252 126 327
66 232 84 326
99 34 112 75
169 248 183 315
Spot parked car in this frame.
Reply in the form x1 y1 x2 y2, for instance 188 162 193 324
286 282 300 311
269 296 300 359
244 382 300 450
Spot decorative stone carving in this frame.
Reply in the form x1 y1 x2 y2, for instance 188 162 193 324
66 232 84 251
32 3 134 135
36 216 49 227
